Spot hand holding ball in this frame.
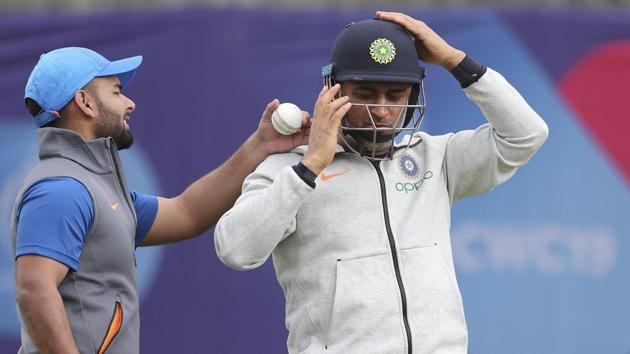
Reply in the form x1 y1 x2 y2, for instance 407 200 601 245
272 103 303 135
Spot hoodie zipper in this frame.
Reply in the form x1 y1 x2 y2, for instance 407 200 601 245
106 139 136 259
372 160 412 354
106 140 134 218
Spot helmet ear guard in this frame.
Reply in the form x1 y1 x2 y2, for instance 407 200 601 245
404 66 425 126
321 63 336 90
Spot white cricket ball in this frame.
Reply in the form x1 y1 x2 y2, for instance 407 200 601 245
271 103 303 135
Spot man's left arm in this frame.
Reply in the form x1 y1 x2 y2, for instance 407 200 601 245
444 67 549 201
377 11 549 203
140 99 309 246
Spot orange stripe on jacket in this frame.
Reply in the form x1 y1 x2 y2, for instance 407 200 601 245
98 302 123 354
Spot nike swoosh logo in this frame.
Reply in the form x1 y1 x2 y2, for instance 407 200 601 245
320 170 348 181
110 202 119 210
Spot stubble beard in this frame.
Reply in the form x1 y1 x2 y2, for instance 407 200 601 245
93 100 134 150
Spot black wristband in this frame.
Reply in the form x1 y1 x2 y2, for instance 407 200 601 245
292 162 317 189
449 55 487 88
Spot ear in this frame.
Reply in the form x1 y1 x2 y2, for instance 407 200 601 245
73 89 98 119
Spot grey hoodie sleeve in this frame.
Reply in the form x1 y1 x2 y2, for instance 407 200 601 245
214 162 314 270
444 68 549 203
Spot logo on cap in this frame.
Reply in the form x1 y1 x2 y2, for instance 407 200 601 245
370 38 396 64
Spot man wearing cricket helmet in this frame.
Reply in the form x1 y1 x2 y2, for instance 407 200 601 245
215 11 548 354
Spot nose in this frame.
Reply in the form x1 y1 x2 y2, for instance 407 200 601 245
369 106 388 123
124 94 136 113
369 95 389 123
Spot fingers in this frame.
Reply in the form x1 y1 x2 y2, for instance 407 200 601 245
317 84 342 105
301 85 351 174
332 102 352 124
316 85 329 104
376 11 410 25
313 84 350 122
376 11 425 37
377 11 459 66
376 11 416 24
328 95 350 113
266 98 280 111
376 11 400 21
301 110 311 124
262 99 280 121
301 113 311 129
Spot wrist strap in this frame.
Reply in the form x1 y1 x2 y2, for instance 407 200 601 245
292 162 317 188
449 55 487 88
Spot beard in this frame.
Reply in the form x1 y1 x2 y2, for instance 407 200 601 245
341 130 394 157
339 109 405 157
93 100 134 150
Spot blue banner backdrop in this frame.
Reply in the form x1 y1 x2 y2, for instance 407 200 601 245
1 7 629 354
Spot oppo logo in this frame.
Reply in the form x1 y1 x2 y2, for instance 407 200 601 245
394 171 433 194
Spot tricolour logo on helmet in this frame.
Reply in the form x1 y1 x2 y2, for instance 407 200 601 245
369 38 396 64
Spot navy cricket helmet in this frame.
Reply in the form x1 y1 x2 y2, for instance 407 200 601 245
322 19 427 160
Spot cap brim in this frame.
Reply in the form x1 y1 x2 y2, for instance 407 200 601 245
97 55 143 89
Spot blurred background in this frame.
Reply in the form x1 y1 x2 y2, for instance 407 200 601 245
1 1 629 353
2 0 630 10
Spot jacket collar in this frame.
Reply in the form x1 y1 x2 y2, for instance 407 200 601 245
37 127 116 175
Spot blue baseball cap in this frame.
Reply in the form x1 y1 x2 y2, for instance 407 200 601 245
25 47 143 128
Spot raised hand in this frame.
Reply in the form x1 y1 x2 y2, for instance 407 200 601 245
376 11 466 70
301 84 351 175
254 99 311 155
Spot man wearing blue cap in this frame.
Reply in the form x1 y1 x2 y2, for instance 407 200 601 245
215 12 548 354
10 47 309 354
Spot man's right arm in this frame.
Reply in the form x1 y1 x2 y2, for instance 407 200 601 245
13 177 92 353
214 161 313 270
214 85 351 269
15 256 80 354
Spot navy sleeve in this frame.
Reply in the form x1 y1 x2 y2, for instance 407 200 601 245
131 192 158 247
15 177 94 271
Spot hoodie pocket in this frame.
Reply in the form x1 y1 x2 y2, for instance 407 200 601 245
325 252 407 353
97 298 123 354
398 245 468 352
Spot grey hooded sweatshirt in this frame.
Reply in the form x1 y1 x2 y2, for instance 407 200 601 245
214 68 549 354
